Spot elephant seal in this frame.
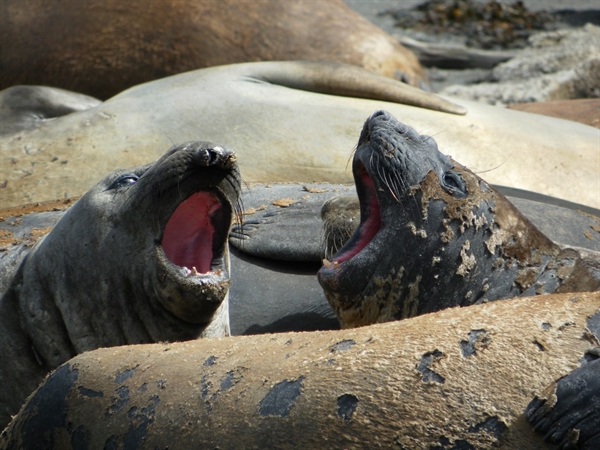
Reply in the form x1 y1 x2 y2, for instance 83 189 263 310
2 182 599 338
0 0 426 99
0 141 241 430
317 110 600 328
1 61 598 210
1 291 598 448
526 302 600 449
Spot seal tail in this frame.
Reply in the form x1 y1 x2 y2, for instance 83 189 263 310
250 61 467 115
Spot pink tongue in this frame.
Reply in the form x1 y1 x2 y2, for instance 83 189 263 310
162 192 221 273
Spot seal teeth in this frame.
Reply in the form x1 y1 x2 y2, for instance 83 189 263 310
185 266 200 277
322 258 340 270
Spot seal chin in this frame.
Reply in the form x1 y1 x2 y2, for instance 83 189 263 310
156 244 230 324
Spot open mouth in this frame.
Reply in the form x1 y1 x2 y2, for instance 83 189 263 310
161 191 230 276
322 161 381 271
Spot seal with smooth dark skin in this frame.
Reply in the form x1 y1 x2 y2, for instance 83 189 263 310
317 110 600 328
0 141 241 430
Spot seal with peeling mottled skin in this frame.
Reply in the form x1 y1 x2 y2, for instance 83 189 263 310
0 141 241 430
318 110 600 329
2 292 598 449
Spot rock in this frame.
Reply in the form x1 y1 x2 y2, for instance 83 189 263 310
441 24 600 105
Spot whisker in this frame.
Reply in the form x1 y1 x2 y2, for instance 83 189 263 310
383 172 399 202
474 149 517 174
421 130 447 143
345 145 358 171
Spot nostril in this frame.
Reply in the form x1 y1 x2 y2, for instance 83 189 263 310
194 148 213 167
194 145 222 166
194 144 236 169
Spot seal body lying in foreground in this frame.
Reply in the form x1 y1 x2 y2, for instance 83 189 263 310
0 141 240 430
2 292 597 449
318 110 600 328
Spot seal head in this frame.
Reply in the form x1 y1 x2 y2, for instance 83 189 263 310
318 111 597 328
0 141 241 429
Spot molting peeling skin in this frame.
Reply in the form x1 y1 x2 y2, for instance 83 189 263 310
0 141 241 430
3 292 597 449
317 110 600 329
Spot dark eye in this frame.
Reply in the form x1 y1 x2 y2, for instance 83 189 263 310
107 174 139 190
442 171 466 196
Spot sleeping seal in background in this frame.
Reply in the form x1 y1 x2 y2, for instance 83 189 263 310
1 60 598 210
317 110 599 328
0 61 466 209
0 0 427 99
0 141 241 430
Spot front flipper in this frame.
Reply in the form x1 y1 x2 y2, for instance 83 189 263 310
525 357 600 449
526 310 600 450
229 183 355 262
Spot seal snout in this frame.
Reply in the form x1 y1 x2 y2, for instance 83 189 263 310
366 110 413 139
191 143 237 170
368 110 392 122
155 141 240 279
358 110 391 146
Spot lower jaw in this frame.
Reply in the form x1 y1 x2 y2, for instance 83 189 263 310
162 277 230 324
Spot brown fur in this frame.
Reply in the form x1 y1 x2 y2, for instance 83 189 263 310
3 292 597 448
0 0 426 99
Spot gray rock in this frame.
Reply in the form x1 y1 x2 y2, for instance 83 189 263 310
441 24 600 105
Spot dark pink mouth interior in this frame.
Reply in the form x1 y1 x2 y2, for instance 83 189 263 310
333 165 381 264
162 192 222 273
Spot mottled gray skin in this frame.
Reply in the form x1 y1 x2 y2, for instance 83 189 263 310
317 110 600 328
0 141 240 430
